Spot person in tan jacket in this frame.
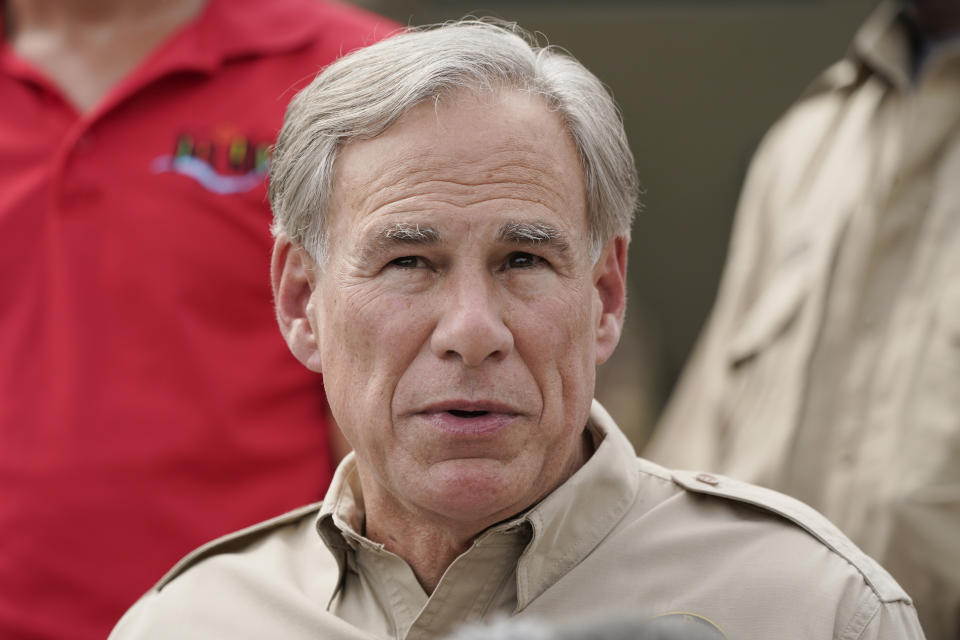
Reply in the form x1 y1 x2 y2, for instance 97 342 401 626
110 20 925 640
645 2 960 637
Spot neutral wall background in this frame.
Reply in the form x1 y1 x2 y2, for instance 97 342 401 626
347 0 879 445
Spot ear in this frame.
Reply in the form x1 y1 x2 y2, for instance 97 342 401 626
593 236 628 365
271 233 323 373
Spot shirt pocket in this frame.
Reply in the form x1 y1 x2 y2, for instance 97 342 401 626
901 284 960 487
727 260 809 370
883 287 960 637
716 261 811 465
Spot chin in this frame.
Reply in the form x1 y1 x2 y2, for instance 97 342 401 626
421 458 536 525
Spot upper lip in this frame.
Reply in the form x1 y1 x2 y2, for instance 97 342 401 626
416 399 522 415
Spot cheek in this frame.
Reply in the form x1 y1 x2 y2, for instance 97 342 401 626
527 281 595 353
511 283 597 397
321 287 434 407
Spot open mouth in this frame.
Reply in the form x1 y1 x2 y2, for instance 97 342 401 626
426 406 513 435
447 410 490 418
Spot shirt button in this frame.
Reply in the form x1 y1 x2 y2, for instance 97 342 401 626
695 473 719 486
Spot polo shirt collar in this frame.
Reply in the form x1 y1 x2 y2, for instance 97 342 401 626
105 0 330 85
315 400 641 612
169 0 333 71
0 0 326 106
0 0 324 60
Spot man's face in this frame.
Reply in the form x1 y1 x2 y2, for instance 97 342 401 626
280 89 626 529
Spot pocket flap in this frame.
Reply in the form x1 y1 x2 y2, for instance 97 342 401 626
728 262 809 367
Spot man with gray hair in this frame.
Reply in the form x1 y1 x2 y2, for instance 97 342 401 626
110 20 924 640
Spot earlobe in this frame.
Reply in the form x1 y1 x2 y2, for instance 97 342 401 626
271 234 324 372
593 236 628 365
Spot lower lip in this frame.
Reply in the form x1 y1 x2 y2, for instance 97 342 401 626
426 412 515 436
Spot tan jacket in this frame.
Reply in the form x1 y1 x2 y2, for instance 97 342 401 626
110 402 922 640
645 4 960 638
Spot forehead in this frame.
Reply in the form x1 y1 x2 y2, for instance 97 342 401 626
328 88 587 240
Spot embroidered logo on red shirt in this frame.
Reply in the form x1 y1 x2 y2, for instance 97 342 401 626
152 127 271 195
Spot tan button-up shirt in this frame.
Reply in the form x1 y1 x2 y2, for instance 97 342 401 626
645 4 960 638
110 401 922 639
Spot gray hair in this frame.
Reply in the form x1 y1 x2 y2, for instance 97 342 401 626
269 19 639 265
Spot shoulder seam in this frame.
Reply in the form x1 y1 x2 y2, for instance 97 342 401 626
635 459 676 486
671 470 910 605
156 501 324 591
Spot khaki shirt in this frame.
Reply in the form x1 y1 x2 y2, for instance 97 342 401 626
110 401 922 640
645 4 960 638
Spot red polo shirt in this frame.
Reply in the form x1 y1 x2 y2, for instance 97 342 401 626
0 2 396 638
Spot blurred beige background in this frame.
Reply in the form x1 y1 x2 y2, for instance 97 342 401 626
347 0 879 445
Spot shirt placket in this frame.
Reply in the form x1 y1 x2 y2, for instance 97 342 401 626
856 61 960 552
784 93 897 517
404 534 524 640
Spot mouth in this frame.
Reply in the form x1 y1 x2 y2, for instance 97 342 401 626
418 402 520 436
446 409 490 418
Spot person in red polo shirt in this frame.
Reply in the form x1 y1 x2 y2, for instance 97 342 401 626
0 1 396 638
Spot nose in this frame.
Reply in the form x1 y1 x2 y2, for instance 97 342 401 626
430 269 514 367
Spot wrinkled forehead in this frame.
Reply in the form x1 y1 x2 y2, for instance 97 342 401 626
328 88 588 232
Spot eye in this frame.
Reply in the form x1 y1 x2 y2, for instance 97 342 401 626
390 256 423 269
506 252 543 269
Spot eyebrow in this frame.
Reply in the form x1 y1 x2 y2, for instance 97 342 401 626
360 222 440 263
498 221 570 254
380 222 440 244
363 220 570 257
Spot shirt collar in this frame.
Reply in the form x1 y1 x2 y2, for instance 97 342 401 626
848 0 960 89
316 456 369 556
1 0 329 86
512 401 640 609
850 1 913 89
315 400 641 611
127 0 334 80
0 0 337 125
178 0 339 70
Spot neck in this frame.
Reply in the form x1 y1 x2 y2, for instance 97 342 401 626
5 0 205 35
4 0 207 112
365 515 475 594
361 432 592 594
